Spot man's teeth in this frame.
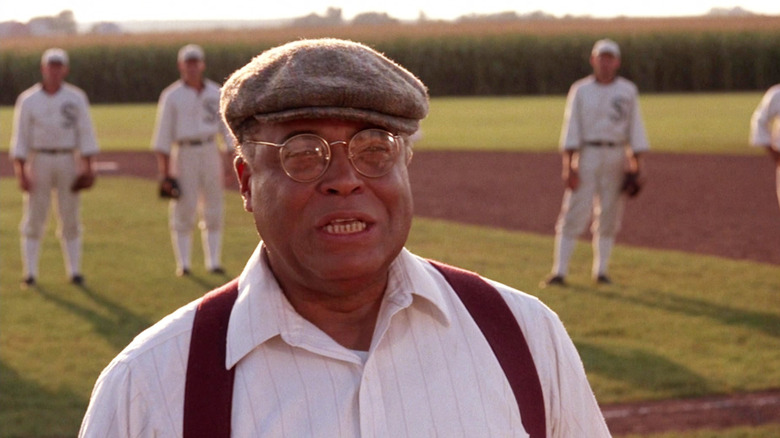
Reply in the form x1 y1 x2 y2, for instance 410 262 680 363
324 219 366 234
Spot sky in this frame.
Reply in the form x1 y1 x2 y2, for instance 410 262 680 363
2 1 780 24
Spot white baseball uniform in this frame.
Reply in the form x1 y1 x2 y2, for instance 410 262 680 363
552 75 650 278
749 84 780 207
152 78 234 272
10 82 100 279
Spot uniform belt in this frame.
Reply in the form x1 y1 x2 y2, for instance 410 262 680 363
178 136 214 147
35 148 75 154
584 141 619 147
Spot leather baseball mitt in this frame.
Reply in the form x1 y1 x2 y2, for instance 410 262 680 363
71 173 96 192
621 172 642 198
159 177 181 199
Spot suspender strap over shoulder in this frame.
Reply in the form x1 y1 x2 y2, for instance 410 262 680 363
184 278 239 438
428 260 546 438
184 262 545 437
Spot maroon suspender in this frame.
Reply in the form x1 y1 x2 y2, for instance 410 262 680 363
184 278 239 438
428 260 546 438
183 263 545 437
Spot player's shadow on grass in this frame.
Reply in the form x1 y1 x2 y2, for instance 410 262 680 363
575 341 713 397
0 360 86 435
32 283 152 350
584 287 780 339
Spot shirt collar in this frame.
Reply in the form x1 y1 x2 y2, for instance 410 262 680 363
225 245 451 369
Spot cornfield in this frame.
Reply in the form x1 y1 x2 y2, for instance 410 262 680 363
2 15 780 104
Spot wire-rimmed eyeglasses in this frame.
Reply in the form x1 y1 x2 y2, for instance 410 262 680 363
243 128 404 183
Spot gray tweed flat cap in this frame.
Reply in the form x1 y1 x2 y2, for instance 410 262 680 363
221 38 429 136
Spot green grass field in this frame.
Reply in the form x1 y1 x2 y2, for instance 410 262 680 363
0 92 768 154
1 95 778 436
1 177 778 436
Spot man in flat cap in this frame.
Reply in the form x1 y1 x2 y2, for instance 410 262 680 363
543 38 649 288
80 38 610 437
10 48 99 287
151 43 235 277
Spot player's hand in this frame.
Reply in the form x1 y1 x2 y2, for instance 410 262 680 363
18 173 32 192
621 171 642 197
564 169 579 190
71 172 96 192
159 177 181 199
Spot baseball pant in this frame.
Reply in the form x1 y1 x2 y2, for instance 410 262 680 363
552 146 626 278
19 153 83 278
169 143 224 271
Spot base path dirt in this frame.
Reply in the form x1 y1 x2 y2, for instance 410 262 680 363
408 150 780 266
3 150 779 433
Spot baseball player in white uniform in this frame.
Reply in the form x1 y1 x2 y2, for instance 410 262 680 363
152 44 234 277
543 39 650 287
749 84 780 210
10 48 100 287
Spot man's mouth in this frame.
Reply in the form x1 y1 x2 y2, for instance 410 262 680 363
323 219 367 235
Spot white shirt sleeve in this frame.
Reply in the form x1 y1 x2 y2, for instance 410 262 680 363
151 86 177 154
74 87 100 156
490 280 612 437
750 85 780 149
560 82 584 150
627 86 650 153
9 89 33 159
79 362 140 437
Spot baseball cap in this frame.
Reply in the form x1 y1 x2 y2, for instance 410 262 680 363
592 39 621 57
178 44 205 62
220 38 429 136
41 48 69 65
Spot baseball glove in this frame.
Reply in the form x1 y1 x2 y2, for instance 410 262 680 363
621 172 642 198
159 177 181 199
71 173 96 192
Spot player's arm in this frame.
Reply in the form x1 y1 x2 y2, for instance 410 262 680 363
749 87 780 148
13 158 31 192
10 96 32 192
628 151 642 174
155 151 171 180
768 147 780 167
561 149 579 190
81 155 96 176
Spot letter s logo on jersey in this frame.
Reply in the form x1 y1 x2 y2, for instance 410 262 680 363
203 98 219 124
61 101 78 129
610 96 629 123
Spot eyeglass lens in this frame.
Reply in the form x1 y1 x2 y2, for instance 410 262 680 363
280 129 398 182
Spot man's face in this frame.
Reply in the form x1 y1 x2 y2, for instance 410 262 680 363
236 118 414 294
41 61 68 87
178 58 205 83
590 53 621 83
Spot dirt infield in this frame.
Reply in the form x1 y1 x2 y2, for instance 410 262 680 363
2 150 779 433
408 150 780 266
48 149 778 265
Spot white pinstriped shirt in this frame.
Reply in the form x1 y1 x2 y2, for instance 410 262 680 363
79 245 610 437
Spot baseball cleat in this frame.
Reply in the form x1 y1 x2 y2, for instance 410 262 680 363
540 274 567 288
21 276 36 289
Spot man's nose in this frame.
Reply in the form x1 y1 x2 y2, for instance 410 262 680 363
319 143 363 195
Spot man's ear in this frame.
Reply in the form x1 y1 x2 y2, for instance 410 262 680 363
234 155 253 212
